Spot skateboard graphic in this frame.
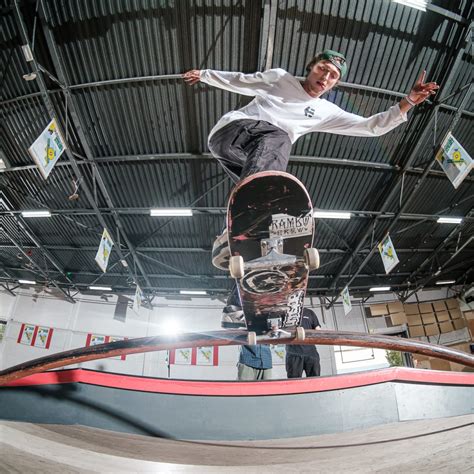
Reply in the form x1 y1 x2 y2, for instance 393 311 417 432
227 171 320 344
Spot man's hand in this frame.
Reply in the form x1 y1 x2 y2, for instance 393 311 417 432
408 70 439 104
183 69 201 86
400 70 439 113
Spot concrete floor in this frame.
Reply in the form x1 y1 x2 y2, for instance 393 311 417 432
1 415 473 473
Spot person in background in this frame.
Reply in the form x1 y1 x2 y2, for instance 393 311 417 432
286 307 321 378
238 344 273 381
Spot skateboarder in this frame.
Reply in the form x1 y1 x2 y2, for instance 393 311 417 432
183 50 438 326
183 50 438 269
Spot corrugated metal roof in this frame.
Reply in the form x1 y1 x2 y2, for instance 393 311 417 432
1 0 472 300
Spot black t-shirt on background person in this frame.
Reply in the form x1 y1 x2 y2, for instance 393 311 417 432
286 307 321 356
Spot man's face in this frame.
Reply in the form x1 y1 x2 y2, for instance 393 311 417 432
304 60 340 98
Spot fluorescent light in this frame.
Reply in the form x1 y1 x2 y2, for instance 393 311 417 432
89 285 112 291
120 259 128 267
179 290 207 295
369 286 391 292
436 280 456 285
19 279 36 285
21 210 51 218
392 0 427 12
313 211 351 220
21 44 34 62
150 208 193 217
437 217 462 224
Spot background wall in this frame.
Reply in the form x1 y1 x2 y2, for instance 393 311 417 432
0 286 471 380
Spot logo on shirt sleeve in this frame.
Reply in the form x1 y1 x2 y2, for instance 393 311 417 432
304 106 315 117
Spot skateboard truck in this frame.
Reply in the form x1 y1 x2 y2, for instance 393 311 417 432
261 237 284 256
247 325 305 344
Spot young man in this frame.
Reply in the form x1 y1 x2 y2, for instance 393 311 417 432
184 50 438 327
183 50 439 272
286 307 321 378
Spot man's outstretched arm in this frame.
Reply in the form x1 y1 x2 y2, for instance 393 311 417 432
399 70 439 113
182 68 286 96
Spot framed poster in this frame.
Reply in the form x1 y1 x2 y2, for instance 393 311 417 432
95 228 114 272
28 118 66 179
18 323 36 346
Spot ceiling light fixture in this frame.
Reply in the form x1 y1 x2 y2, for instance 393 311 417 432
18 279 36 285
179 290 207 295
89 285 112 291
21 210 51 218
436 280 456 285
22 72 37 81
313 211 351 219
369 286 391 292
150 208 193 217
21 44 34 62
392 0 428 12
437 217 462 224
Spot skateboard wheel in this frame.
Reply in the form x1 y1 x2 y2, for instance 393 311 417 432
229 255 245 279
296 326 305 341
247 331 257 345
304 248 320 271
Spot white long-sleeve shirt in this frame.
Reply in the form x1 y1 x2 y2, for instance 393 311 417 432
200 68 407 144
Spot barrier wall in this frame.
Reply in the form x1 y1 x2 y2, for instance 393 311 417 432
1 367 472 440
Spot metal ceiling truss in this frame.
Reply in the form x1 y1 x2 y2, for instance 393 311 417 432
12 0 152 295
2 2 472 298
5 151 474 182
326 20 473 306
401 208 474 300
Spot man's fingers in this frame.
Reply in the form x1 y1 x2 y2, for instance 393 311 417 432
417 70 427 85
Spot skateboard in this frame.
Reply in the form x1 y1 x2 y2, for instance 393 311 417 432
227 171 319 344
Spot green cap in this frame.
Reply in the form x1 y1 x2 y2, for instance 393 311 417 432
316 49 347 78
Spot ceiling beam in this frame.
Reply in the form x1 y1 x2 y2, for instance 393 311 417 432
1 207 472 223
326 21 473 307
21 0 152 289
1 244 465 254
2 229 75 303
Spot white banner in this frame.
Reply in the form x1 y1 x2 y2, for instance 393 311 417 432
34 326 51 348
19 324 35 345
270 344 286 365
95 228 114 272
133 285 144 313
28 118 66 179
435 132 473 189
196 346 214 365
174 348 192 365
378 234 399 274
342 286 352 315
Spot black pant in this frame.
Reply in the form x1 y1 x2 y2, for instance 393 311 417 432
208 119 292 183
286 353 321 378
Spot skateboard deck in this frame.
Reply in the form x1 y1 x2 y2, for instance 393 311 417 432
227 171 315 337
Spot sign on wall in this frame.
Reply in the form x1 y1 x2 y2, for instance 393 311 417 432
169 347 219 366
28 118 66 179
17 323 53 349
270 344 286 365
85 333 126 360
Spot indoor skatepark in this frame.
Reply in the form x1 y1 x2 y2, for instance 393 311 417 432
1 0 473 472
